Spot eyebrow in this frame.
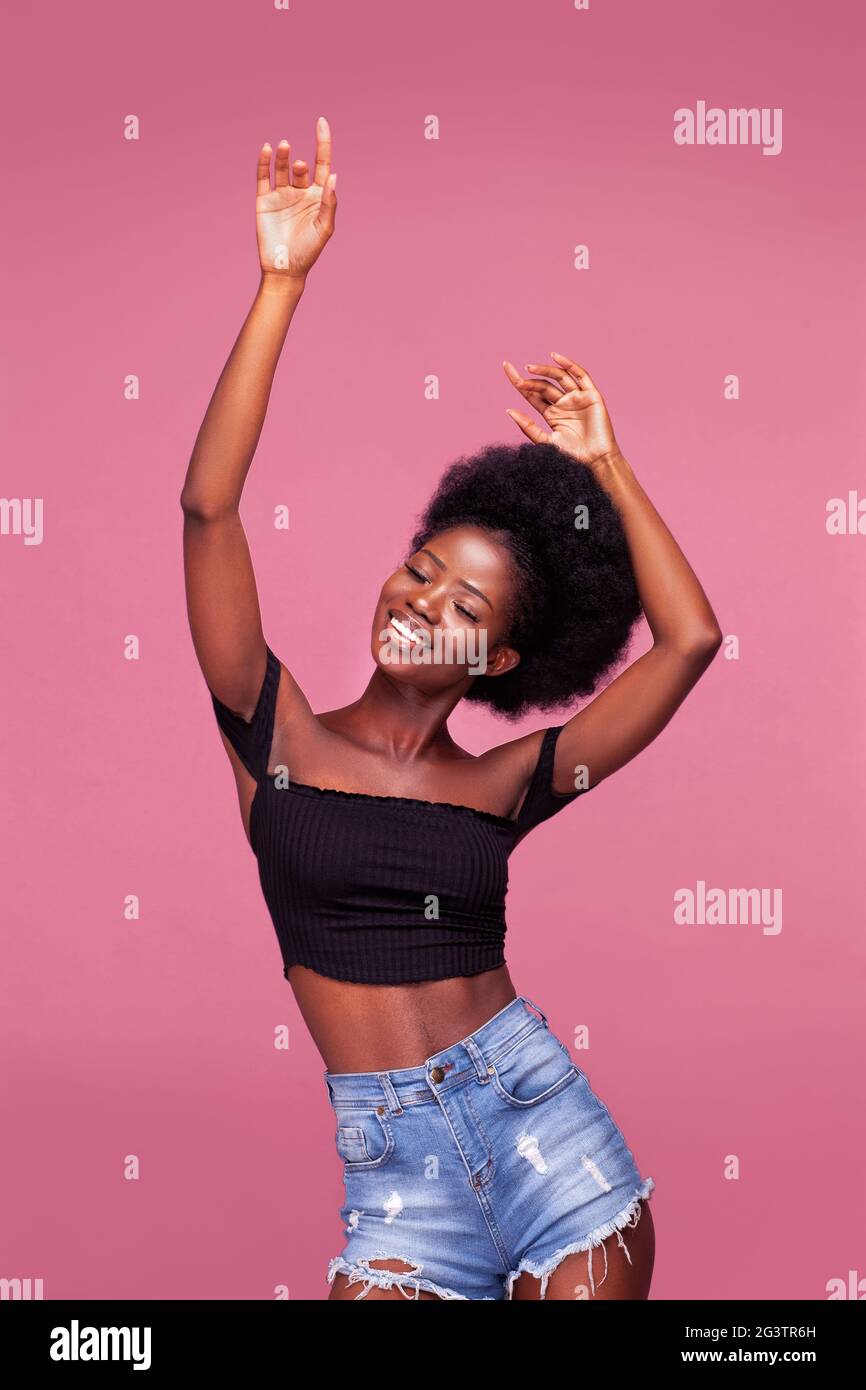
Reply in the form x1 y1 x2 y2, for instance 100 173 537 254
419 548 493 610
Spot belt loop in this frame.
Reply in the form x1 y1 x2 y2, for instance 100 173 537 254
378 1072 403 1114
522 996 549 1028
461 1036 491 1081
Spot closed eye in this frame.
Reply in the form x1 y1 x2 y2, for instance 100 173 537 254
403 562 480 623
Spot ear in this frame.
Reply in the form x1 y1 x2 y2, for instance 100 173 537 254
474 644 521 680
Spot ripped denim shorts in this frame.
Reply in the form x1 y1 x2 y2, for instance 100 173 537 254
324 994 655 1300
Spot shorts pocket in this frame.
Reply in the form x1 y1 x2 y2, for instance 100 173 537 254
487 1027 579 1108
333 1106 396 1171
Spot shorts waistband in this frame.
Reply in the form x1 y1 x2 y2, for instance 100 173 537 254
323 994 550 1110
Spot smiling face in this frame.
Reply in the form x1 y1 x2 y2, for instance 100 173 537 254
370 525 523 695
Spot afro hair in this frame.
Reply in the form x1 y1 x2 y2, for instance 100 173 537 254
408 440 643 720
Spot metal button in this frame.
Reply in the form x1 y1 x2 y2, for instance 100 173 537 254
376 1105 385 1115
430 1066 445 1083
487 1064 495 1074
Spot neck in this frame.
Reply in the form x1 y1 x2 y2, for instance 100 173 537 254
334 666 474 761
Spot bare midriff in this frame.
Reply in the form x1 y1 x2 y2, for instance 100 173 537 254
287 961 518 1074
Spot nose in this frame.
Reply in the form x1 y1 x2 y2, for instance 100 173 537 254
407 583 442 625
408 593 438 625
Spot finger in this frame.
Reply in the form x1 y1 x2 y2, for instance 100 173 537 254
502 360 561 405
505 408 551 445
274 139 291 189
292 158 310 189
516 378 561 406
313 115 332 187
257 143 273 196
549 351 596 391
525 360 580 392
314 172 338 236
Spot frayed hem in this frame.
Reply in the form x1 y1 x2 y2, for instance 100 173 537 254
327 1253 471 1301
504 1175 656 1300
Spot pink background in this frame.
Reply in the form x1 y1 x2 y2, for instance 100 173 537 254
2 0 864 1300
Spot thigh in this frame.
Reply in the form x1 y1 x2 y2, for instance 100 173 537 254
510 1196 655 1300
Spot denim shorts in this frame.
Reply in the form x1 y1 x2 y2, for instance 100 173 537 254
323 994 655 1300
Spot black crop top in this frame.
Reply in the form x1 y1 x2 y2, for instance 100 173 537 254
208 644 589 985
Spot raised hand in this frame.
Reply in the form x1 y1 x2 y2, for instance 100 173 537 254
256 117 337 280
503 352 621 467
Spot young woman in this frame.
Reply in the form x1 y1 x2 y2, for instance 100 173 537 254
181 117 722 1301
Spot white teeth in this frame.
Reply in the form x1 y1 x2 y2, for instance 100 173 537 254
390 614 425 644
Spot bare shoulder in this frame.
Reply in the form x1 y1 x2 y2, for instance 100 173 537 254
477 727 548 774
470 727 550 809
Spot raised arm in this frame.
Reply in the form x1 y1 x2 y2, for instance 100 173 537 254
504 352 723 792
181 118 337 718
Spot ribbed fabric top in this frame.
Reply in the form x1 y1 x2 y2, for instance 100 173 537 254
209 644 589 985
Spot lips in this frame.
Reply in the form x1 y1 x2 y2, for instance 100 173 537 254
387 608 430 646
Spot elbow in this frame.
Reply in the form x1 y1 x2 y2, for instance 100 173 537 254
701 625 724 656
661 627 723 663
180 491 238 523
680 626 723 662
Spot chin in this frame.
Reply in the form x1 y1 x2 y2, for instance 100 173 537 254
369 625 462 693
371 634 427 680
